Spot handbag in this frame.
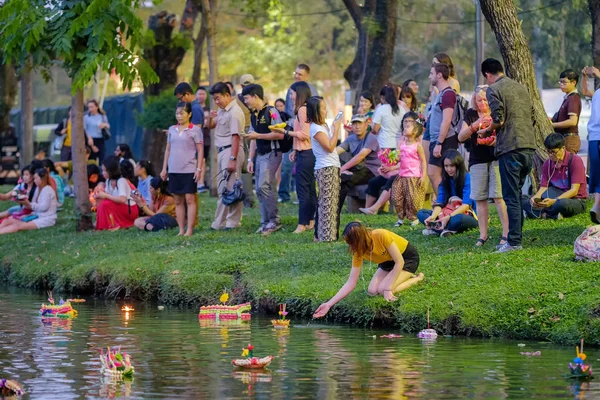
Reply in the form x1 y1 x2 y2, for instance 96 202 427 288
221 172 246 206
101 115 111 140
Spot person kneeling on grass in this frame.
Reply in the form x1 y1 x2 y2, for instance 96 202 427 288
522 132 587 220
417 149 478 237
132 177 178 232
313 221 423 318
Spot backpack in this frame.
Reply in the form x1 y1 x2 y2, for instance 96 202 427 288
265 106 293 154
574 225 600 262
438 88 468 138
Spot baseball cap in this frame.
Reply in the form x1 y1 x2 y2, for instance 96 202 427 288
239 74 255 86
350 113 368 123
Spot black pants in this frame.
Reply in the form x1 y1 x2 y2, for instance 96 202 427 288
337 167 375 236
92 138 106 166
295 150 317 226
522 186 587 219
365 175 394 197
498 149 534 247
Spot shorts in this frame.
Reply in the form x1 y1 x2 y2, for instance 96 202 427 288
469 161 502 201
377 243 420 274
168 173 196 195
428 135 459 167
145 213 178 231
590 140 600 194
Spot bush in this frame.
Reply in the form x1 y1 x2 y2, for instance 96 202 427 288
136 89 178 130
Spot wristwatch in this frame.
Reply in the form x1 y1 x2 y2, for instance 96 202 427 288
229 156 237 161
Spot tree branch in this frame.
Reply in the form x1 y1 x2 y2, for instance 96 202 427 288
343 0 363 29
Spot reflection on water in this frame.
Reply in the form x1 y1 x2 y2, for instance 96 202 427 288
1 285 599 399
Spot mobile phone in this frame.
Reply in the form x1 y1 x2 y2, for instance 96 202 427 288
131 190 139 196
334 111 343 122
533 197 543 203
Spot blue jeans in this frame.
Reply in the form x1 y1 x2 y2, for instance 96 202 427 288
278 150 295 201
498 149 534 247
417 209 478 233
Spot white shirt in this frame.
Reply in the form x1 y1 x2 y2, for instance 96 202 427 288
372 104 404 149
309 123 340 171
106 177 132 200
588 88 600 142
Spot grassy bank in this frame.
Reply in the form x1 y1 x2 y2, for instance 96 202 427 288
1 186 599 345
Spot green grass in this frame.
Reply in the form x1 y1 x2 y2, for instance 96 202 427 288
1 186 599 345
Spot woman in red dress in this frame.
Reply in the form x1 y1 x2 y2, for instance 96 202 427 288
95 156 138 230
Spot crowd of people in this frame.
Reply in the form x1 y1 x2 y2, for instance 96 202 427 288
2 55 600 314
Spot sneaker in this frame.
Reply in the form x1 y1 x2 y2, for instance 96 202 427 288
410 219 420 227
197 185 208 193
277 198 289 203
292 200 299 205
255 225 265 234
440 230 456 237
394 219 404 227
262 222 283 235
422 229 439 236
495 243 523 253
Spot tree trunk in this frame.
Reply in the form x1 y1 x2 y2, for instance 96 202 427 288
20 63 33 165
71 88 93 231
201 0 219 197
191 7 208 87
589 0 600 88
343 0 398 103
0 55 17 134
479 0 551 177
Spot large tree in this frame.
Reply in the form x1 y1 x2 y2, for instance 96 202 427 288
0 55 17 135
343 0 398 101
0 0 158 231
479 0 552 175
589 0 600 87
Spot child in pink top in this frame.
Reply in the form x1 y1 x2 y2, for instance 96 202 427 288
391 112 428 226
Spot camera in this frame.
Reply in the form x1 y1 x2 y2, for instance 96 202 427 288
427 220 442 230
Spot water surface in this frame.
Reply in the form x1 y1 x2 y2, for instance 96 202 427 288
0 286 597 399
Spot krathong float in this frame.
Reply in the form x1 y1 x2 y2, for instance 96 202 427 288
271 304 290 328
0 379 24 397
232 344 273 369
380 334 404 339
568 339 593 380
39 291 78 319
100 346 134 379
199 292 251 320
417 308 438 339
67 298 86 303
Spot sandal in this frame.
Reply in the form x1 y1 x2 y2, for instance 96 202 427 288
475 237 489 247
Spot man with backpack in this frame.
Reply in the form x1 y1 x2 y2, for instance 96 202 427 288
242 83 290 235
427 63 460 195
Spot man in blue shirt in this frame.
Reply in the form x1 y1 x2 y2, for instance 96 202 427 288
174 82 204 128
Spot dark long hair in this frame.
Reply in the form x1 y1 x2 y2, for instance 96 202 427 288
306 96 326 125
42 158 58 174
120 159 138 187
150 177 172 197
381 86 400 115
440 149 466 206
117 143 134 161
342 221 373 259
23 164 37 202
400 87 417 112
290 81 312 116
103 155 121 180
137 160 155 177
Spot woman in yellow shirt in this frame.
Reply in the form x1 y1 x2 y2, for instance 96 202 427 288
314 221 424 318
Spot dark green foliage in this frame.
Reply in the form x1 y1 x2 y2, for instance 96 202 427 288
135 89 178 130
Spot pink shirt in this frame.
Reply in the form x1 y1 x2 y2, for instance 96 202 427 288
399 140 422 178
292 106 311 151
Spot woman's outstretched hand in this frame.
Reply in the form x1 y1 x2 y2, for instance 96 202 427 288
313 303 331 318
383 290 398 302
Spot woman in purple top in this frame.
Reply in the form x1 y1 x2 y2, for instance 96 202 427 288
160 102 204 236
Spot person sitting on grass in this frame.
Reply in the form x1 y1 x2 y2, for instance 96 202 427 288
42 159 65 207
132 177 177 232
94 156 139 231
522 132 588 219
0 165 34 221
135 160 154 205
0 168 58 235
417 149 478 237
313 221 424 318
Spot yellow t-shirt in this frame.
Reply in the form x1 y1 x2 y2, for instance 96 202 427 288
352 229 409 268
64 119 72 147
